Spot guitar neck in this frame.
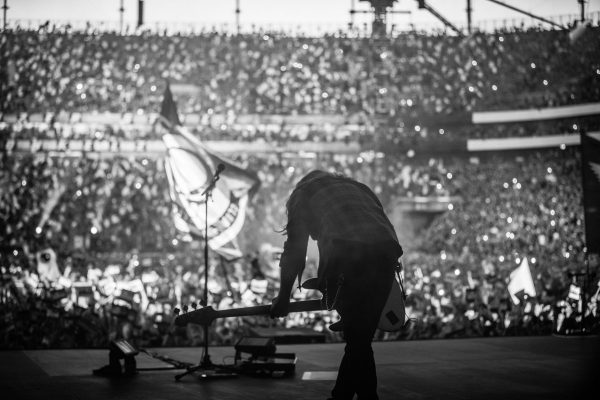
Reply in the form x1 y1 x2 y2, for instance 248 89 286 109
215 299 325 319
174 298 327 327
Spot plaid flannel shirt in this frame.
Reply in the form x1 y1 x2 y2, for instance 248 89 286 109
279 175 403 285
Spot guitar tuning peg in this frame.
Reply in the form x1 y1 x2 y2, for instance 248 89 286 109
182 305 189 313
174 307 180 316
191 302 197 309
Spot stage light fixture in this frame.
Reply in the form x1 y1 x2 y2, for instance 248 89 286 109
137 0 144 28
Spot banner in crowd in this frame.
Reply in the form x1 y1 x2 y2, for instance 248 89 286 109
507 258 536 305
159 84 260 259
581 133 600 254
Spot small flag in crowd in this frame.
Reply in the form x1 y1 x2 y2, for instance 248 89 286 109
507 257 536 305
568 284 581 301
159 83 260 259
36 248 61 283
36 175 67 233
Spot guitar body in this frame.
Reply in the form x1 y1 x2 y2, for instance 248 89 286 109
377 275 406 332
301 276 406 332
174 276 407 332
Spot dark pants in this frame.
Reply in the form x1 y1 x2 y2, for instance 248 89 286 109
322 242 396 400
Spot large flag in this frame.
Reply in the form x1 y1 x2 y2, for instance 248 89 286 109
159 84 260 259
580 133 600 255
507 258 537 305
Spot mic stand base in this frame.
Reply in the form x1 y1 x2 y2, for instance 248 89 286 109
174 325 238 381
175 363 238 381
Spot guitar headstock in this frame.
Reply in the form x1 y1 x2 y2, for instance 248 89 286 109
173 304 218 327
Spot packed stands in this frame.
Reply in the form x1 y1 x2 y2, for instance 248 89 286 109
1 21 599 349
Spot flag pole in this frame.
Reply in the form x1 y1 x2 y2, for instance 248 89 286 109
201 178 211 365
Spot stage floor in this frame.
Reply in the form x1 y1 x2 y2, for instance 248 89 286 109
2 335 599 400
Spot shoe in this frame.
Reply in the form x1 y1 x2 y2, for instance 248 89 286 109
123 356 137 377
93 364 122 377
122 368 138 377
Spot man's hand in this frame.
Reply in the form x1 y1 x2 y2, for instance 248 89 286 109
269 295 291 318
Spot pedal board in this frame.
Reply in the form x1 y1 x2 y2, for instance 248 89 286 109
234 336 296 377
236 353 297 378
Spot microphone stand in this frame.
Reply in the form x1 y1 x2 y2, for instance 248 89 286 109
175 165 236 381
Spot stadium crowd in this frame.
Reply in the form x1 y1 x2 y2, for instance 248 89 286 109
1 22 599 349
2 23 599 141
1 142 597 348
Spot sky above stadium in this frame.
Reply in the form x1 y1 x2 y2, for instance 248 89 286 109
8 0 600 31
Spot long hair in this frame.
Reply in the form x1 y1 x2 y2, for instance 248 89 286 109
278 170 345 235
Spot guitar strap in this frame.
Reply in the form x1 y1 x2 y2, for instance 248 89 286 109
395 264 407 301
324 273 344 311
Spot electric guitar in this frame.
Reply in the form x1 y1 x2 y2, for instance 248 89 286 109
174 275 407 332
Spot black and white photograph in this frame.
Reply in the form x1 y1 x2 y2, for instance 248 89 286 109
1 1 599 399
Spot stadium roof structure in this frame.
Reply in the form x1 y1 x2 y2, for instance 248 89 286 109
4 0 599 36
